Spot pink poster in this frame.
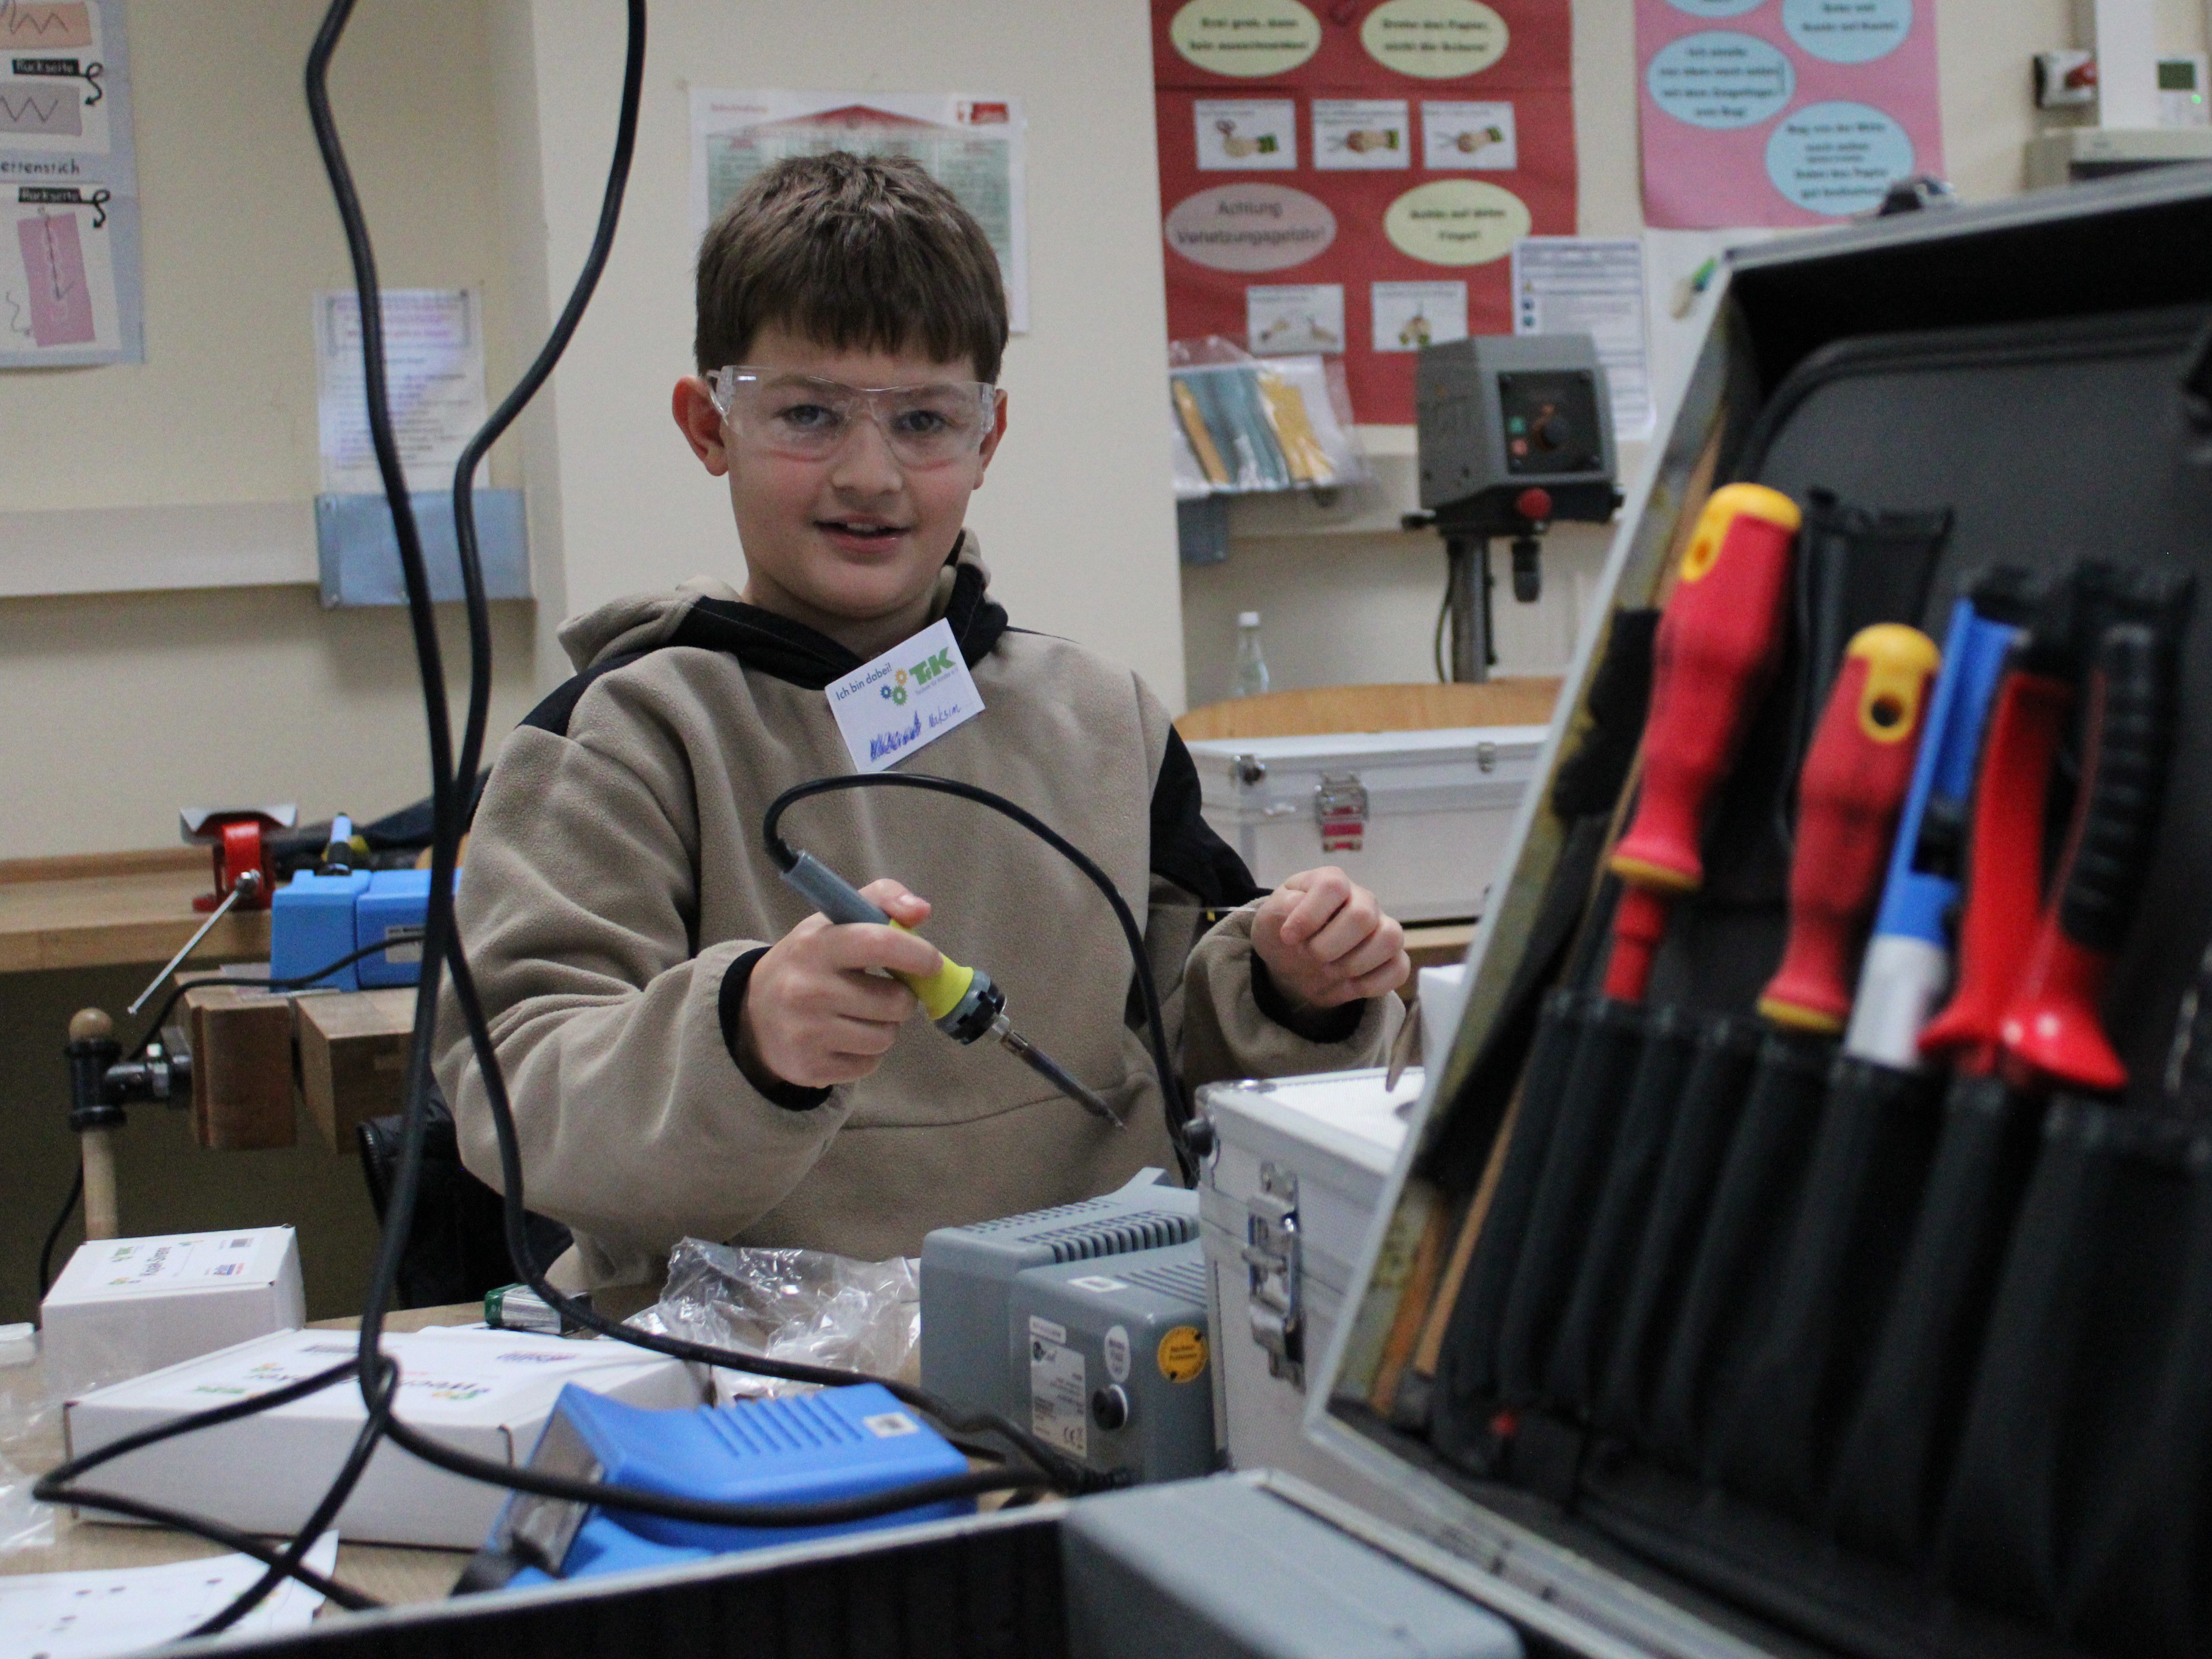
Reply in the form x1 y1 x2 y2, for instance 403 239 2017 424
19 211 95 347
1636 0 1943 230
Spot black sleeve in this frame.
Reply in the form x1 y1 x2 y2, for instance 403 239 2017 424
1150 728 1266 907
717 947 834 1113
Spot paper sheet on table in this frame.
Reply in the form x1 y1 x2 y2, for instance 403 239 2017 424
0 1531 337 1658
1511 237 1654 442
314 288 489 494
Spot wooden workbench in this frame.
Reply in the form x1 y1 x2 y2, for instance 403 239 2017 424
0 849 271 975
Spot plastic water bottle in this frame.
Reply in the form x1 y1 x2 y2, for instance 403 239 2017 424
1233 611 1270 698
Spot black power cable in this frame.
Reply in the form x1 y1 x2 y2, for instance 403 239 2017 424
34 1171 81 1306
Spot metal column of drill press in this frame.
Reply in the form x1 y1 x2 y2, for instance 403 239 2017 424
1407 335 1621 683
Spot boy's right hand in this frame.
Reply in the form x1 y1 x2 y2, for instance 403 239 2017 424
737 879 944 1090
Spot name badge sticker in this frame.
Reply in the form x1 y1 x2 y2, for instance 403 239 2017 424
826 617 986 773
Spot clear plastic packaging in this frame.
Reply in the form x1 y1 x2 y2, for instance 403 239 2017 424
1168 336 1367 496
0 1324 56 1553
631 1240 921 1404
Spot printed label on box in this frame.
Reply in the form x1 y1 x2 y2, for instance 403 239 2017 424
1029 1329 1087 1457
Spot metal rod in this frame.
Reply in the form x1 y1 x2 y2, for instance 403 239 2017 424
1445 536 1494 684
127 869 262 1015
994 1017 1123 1126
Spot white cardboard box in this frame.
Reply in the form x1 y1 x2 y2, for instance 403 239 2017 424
40 1229 305 1399
1184 726 1544 923
64 1326 700 1547
1197 1068 1417 1485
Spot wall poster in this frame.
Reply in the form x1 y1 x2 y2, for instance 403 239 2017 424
1154 0 1576 425
0 0 140 367
1636 0 1943 229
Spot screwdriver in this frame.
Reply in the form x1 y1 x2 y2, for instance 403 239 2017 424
1758 625 1941 1033
1602 482 1802 1001
1914 654 2074 1076
777 851 1123 1125
1842 584 2027 1067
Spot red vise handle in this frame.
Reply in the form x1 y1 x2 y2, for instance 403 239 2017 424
1610 483 1801 896
1758 626 1941 1034
1998 624 2175 1093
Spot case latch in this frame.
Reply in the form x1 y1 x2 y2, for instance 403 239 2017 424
1241 1162 1303 1386
1314 773 1368 853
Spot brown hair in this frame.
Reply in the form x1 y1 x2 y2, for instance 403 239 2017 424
694 152 1008 382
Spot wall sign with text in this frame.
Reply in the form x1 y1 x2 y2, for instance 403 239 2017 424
1154 0 1575 426
1635 0 1943 229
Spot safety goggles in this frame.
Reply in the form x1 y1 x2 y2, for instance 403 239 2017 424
706 367 1000 468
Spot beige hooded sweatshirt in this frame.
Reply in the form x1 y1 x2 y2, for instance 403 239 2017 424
435 539 1400 1288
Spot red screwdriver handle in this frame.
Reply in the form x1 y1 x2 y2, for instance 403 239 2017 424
1611 484 1801 895
1603 885 1672 1003
2000 623 2175 1093
1917 667 2074 1075
1760 626 1942 1034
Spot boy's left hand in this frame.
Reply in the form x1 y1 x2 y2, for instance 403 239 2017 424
1252 866 1412 1013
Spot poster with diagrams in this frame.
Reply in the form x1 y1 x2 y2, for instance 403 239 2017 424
0 0 138 367
1636 0 1943 228
1154 0 1574 424
690 89 1029 333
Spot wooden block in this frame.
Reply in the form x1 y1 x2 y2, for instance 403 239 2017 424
296 990 417 1152
185 985 297 1150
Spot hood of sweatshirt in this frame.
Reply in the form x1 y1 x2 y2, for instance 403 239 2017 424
553 531 1008 691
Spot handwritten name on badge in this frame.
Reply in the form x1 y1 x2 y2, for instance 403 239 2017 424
825 616 986 774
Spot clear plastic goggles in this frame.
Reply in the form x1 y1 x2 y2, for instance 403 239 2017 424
707 367 1000 468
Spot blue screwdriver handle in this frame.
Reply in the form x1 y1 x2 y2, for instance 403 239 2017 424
1843 596 2020 1066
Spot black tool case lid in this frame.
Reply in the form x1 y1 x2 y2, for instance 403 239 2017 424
1312 166 2212 1659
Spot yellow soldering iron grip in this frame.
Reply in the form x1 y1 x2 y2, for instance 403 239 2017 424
888 922 977 1023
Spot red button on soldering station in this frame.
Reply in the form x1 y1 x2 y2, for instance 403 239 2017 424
1516 488 1553 522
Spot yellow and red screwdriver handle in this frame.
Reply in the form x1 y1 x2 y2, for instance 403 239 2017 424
1757 625 1942 1034
1602 482 1802 1003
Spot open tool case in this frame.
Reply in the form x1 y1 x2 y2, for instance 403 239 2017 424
1310 167 2212 1659
208 172 2212 1659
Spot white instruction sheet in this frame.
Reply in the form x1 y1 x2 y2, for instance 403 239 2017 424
690 89 1029 334
314 287 489 495
0 1532 338 1659
1511 237 1654 441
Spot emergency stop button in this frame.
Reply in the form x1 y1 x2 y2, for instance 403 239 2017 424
1515 488 1553 522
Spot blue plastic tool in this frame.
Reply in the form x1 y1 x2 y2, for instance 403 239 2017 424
475 1382 974 1589
1843 594 2023 1067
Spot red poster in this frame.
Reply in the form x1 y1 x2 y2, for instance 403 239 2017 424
1153 0 1576 425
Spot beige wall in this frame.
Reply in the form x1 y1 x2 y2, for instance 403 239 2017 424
2 0 2206 858
1179 0 2212 706
0 0 541 859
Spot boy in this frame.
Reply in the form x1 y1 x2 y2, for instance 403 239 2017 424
437 153 1410 1292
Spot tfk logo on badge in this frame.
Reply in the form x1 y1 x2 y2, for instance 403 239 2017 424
880 648 957 706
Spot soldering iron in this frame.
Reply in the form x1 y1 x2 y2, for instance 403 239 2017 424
776 849 1123 1125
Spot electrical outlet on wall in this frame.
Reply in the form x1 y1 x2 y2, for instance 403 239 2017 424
2036 49 2100 108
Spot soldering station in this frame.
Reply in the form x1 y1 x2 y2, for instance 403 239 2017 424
17 5 2212 1659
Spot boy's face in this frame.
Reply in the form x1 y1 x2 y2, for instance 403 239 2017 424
673 322 1006 650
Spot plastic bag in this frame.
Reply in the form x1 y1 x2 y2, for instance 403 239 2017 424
632 1239 921 1404
0 1453 54 1554
1167 335 1368 495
